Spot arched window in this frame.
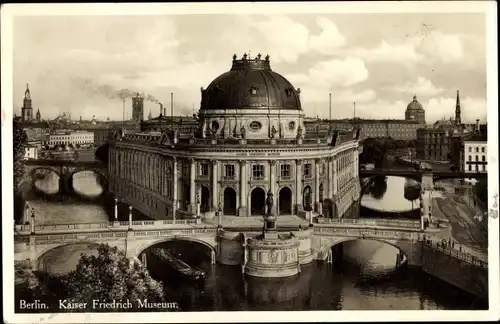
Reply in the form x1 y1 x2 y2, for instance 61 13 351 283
482 155 486 162
475 155 479 161
481 147 485 153
476 147 479 153
468 155 472 161
469 147 472 152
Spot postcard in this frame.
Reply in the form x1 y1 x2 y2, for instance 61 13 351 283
2 2 498 323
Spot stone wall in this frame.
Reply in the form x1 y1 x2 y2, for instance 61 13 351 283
422 246 488 300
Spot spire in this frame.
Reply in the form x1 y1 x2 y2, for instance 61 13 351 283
455 90 461 125
413 94 417 101
24 83 31 99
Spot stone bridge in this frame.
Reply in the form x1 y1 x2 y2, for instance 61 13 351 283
15 218 424 271
359 169 487 183
23 159 108 197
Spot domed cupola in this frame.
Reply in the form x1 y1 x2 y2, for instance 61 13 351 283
198 54 306 140
200 53 302 111
407 94 424 111
405 94 426 124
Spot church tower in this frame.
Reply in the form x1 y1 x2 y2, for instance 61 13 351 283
21 83 33 122
455 90 461 125
132 93 144 123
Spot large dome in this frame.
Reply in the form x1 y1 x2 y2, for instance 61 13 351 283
200 54 302 111
407 95 424 111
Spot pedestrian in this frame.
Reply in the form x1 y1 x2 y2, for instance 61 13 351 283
452 241 455 249
459 245 462 253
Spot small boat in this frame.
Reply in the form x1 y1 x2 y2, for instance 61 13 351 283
151 248 205 283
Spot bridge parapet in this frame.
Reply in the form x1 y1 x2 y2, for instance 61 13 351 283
15 227 218 246
15 219 200 234
313 226 420 241
317 218 421 229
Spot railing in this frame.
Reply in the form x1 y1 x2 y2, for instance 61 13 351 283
317 218 421 229
14 219 200 233
22 227 218 245
423 240 487 268
314 226 419 241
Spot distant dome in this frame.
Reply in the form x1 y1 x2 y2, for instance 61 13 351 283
407 95 424 111
200 54 302 111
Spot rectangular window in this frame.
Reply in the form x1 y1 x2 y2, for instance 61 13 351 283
468 164 472 171
200 163 209 176
252 164 264 179
280 164 291 179
304 163 312 177
224 164 234 178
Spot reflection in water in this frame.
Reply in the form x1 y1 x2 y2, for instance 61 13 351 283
33 170 59 195
156 240 484 311
362 176 421 212
73 171 104 197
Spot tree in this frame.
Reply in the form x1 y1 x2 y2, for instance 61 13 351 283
95 143 109 163
366 176 388 200
13 120 28 192
360 138 386 168
64 244 165 308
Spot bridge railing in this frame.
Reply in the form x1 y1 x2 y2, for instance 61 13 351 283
423 239 488 268
318 218 421 229
26 227 217 245
15 219 200 233
314 226 419 240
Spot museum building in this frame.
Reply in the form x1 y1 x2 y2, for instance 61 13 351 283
108 54 362 220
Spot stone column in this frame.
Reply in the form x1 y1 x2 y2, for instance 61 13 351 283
172 158 178 221
269 160 277 214
211 160 218 211
189 158 196 214
128 205 133 229
333 157 338 195
114 198 118 221
328 157 333 199
238 161 247 216
314 159 321 212
295 160 303 213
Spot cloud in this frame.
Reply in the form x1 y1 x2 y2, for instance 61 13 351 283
216 15 346 64
391 77 444 96
409 30 465 63
347 40 424 63
308 17 346 55
287 57 369 88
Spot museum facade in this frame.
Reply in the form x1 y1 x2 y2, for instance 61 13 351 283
108 54 362 220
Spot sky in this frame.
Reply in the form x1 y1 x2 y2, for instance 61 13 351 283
13 13 488 123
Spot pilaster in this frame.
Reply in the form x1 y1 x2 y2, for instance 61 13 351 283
189 158 197 214
211 159 218 210
238 160 248 216
295 159 303 213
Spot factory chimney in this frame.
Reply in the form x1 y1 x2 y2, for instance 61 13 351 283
170 93 174 120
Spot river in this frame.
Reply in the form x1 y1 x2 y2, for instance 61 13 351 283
18 172 485 310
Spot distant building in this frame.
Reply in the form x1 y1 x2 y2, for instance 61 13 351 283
405 95 426 124
463 121 487 178
48 130 94 147
24 142 39 160
416 127 448 161
314 118 421 141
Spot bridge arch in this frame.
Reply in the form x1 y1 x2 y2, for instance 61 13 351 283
28 167 62 196
36 241 103 274
318 237 409 261
135 236 216 257
70 168 109 191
